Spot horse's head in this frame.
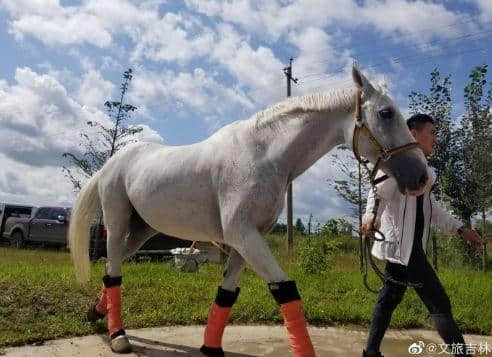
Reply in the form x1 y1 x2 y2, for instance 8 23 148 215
347 66 430 195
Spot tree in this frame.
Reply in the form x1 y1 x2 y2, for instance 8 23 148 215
459 64 492 270
337 217 354 235
321 218 339 236
409 68 454 200
271 222 287 234
462 65 492 223
295 218 306 234
442 65 492 228
330 146 371 219
62 68 141 192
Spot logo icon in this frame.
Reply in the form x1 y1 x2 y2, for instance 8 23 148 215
408 341 425 354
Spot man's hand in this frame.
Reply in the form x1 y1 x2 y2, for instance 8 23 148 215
362 215 381 236
460 228 485 249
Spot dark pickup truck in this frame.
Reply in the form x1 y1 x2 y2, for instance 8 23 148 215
2 206 70 248
1 203 222 263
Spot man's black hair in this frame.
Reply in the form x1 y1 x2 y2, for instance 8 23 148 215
407 113 435 131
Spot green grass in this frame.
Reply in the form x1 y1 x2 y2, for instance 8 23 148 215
0 235 491 348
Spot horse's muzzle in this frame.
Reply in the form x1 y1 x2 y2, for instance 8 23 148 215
385 152 429 195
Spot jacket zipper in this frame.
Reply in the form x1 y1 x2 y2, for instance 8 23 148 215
426 191 432 249
399 196 408 256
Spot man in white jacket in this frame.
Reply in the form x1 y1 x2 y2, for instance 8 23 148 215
361 114 484 357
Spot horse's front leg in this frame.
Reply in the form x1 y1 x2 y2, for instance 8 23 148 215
201 248 246 357
230 228 315 357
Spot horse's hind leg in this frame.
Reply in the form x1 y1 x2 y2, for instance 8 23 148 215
88 213 156 323
95 193 133 353
122 211 157 260
201 249 246 356
230 228 315 357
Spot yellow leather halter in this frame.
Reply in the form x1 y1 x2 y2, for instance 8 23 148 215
352 88 421 186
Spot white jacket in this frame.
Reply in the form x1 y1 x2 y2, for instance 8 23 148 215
363 166 462 266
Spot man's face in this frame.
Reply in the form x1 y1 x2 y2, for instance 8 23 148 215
411 122 436 157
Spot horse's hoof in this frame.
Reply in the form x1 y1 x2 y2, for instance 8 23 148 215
86 305 105 322
110 334 132 353
200 345 225 357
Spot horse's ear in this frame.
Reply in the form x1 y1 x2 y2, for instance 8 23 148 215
352 66 375 95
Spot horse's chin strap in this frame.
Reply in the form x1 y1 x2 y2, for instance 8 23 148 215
352 88 421 186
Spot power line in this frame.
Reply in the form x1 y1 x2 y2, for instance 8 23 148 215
298 26 492 79
283 57 297 253
299 45 488 86
297 45 488 93
303 15 482 60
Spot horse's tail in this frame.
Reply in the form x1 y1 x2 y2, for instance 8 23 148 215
68 171 101 283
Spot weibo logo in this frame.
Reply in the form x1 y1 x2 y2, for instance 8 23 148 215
408 341 425 354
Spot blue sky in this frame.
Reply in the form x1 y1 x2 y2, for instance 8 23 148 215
0 0 491 227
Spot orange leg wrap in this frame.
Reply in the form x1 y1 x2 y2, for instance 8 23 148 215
95 285 108 315
280 300 315 357
106 286 124 335
203 303 232 348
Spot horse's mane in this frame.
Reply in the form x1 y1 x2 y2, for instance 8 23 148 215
253 87 355 131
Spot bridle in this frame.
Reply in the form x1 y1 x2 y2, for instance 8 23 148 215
352 88 424 292
352 88 421 186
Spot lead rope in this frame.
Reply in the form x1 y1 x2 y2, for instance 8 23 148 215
357 163 423 292
358 161 384 293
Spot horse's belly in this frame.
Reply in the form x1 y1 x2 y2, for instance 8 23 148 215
130 191 223 242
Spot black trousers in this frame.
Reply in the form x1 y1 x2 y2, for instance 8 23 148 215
365 247 468 355
375 249 452 316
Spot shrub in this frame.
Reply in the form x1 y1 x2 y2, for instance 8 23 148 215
430 231 482 269
299 237 340 274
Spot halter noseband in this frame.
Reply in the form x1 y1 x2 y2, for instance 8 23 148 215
352 88 421 186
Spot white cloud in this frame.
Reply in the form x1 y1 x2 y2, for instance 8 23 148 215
6 4 112 47
474 0 492 21
0 67 108 165
186 0 474 47
359 0 475 43
130 124 165 144
129 67 255 126
185 0 355 41
0 152 75 207
0 0 62 17
130 12 215 64
0 67 165 207
211 24 285 106
0 0 148 47
76 70 114 108
1 0 215 65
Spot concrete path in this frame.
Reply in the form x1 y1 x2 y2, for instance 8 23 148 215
4 325 492 356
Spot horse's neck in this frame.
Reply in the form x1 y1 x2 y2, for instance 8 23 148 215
251 90 355 181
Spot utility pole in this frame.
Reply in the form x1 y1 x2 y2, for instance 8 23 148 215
283 58 298 253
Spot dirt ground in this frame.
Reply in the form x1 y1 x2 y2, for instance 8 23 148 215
3 325 492 356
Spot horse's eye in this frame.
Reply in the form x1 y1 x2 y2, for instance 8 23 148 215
379 108 393 119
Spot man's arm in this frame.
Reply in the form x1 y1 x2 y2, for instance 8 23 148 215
430 193 484 248
430 193 461 234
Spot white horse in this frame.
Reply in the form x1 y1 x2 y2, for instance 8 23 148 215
69 66 429 356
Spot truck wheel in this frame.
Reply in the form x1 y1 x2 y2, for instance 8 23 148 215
12 231 24 249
